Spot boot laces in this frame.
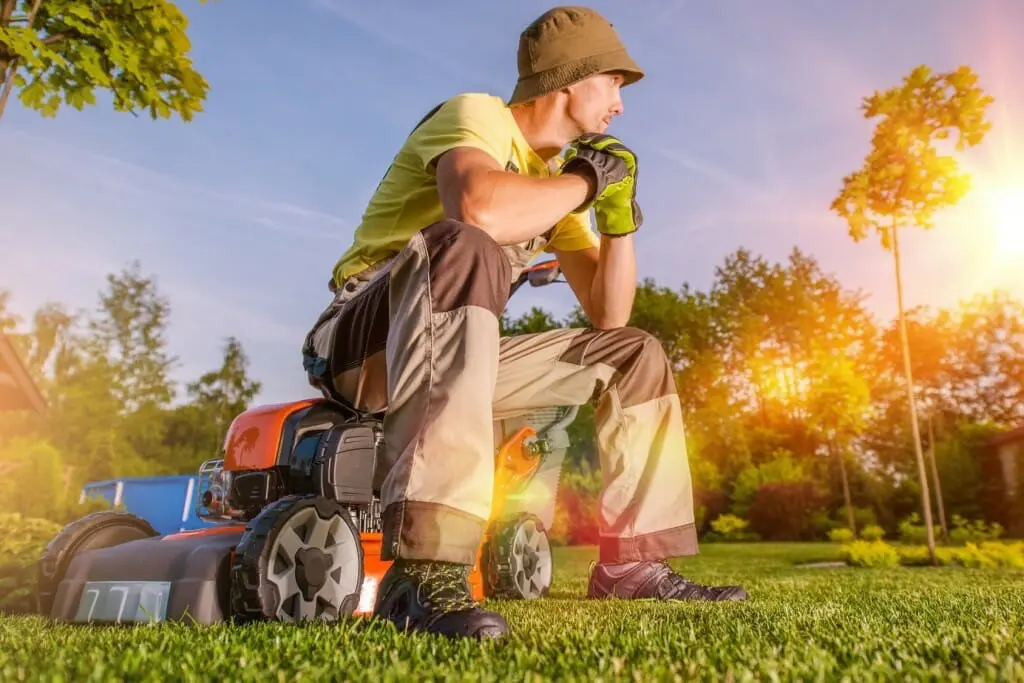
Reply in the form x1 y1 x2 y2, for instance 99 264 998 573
402 561 477 614
654 563 724 600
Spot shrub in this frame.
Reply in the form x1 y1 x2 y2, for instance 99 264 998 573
828 527 855 544
0 513 62 614
957 542 1024 569
948 515 1003 545
898 513 929 544
704 514 759 543
747 481 826 541
548 465 602 546
861 525 885 542
840 540 900 568
694 488 729 534
894 542 1023 568
896 545 958 566
730 452 809 517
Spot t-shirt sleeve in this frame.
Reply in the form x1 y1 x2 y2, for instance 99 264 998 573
546 210 601 252
407 94 513 172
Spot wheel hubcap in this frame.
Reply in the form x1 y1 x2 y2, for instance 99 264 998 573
266 506 360 621
510 519 552 598
294 547 329 600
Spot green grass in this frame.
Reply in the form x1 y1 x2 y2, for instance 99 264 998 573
2 543 1023 682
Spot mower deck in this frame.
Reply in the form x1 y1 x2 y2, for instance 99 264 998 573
47 524 486 625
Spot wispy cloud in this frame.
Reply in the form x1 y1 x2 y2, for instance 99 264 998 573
307 0 508 93
4 128 349 243
648 144 766 196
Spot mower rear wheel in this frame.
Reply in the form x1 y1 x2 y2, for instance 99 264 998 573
36 510 160 617
230 495 364 622
484 513 553 600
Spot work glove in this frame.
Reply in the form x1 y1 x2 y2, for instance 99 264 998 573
561 133 643 237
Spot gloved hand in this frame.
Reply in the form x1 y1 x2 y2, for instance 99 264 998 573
561 133 643 236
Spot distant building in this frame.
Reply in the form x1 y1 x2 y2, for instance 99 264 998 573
0 332 46 413
985 426 1024 537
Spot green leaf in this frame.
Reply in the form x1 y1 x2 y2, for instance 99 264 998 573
2 0 212 122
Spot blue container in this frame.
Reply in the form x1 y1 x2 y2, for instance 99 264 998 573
81 474 218 535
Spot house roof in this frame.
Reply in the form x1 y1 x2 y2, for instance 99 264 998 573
991 424 1024 447
0 332 47 414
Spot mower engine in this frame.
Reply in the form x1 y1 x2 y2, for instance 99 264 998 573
196 406 386 534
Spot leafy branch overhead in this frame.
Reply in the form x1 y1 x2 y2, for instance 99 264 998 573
0 0 213 120
830 65 994 250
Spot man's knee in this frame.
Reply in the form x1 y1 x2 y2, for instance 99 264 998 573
416 219 512 317
577 326 676 406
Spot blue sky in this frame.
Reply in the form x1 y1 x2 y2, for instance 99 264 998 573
2 0 1023 405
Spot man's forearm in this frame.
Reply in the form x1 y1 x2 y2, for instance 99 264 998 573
454 169 594 245
589 234 637 329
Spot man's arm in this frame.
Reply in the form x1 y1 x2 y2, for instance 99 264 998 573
435 147 595 245
555 235 637 330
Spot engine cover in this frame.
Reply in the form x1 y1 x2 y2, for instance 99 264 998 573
311 424 377 505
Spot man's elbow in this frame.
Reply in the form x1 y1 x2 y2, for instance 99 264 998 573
454 198 496 233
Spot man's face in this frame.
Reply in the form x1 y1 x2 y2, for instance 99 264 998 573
565 73 625 135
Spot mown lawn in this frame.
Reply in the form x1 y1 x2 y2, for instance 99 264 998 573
1 543 1022 682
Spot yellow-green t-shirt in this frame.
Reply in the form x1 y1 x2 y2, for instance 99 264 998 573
331 93 599 286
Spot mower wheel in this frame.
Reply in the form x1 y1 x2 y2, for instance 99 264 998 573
484 513 553 600
230 495 364 622
36 510 160 617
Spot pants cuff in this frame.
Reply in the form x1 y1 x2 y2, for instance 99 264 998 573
599 523 699 563
381 500 486 565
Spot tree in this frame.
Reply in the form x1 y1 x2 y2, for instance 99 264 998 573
0 0 212 121
946 292 1024 425
804 345 871 533
830 64 994 563
186 335 261 452
500 307 562 337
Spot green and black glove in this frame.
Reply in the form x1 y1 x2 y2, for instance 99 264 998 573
561 133 643 237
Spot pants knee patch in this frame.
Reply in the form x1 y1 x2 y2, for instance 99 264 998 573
420 220 511 316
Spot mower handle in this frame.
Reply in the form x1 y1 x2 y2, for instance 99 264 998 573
510 259 563 298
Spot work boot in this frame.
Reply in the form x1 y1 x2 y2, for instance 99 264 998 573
588 561 748 602
373 559 510 639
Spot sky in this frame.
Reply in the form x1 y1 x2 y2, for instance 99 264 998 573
2 0 1023 406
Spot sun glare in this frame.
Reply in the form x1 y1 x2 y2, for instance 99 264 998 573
987 187 1024 259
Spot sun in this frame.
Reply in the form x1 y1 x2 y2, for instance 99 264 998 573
982 186 1024 261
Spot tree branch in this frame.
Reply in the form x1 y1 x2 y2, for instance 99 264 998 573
0 0 43 121
41 30 71 45
1 0 17 25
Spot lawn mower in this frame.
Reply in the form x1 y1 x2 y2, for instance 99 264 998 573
36 259 577 626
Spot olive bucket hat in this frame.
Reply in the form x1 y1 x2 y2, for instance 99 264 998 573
509 6 645 105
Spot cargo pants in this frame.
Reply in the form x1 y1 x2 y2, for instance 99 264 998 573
303 219 698 565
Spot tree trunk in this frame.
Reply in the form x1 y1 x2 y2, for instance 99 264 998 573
892 222 937 565
927 415 949 541
0 0 44 122
833 438 856 534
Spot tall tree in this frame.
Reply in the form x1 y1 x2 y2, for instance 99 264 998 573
830 64 994 563
186 335 261 451
0 0 212 121
84 260 176 412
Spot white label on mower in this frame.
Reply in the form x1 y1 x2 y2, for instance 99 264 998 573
73 581 171 624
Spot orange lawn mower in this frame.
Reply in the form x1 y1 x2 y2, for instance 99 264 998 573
36 259 577 625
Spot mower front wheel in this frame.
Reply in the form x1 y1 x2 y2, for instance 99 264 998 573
36 510 160 617
230 495 364 623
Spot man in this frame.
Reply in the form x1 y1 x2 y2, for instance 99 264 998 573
302 5 747 640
